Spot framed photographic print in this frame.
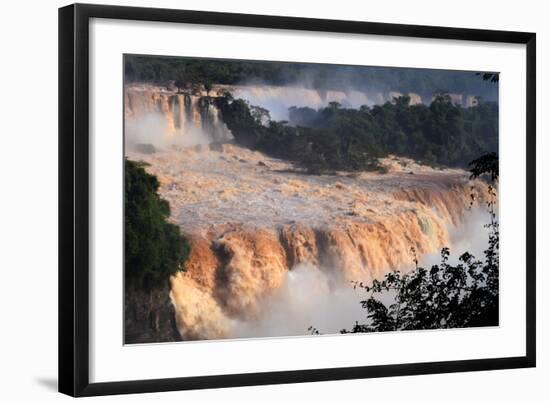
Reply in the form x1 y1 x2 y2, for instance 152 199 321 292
58 3 536 397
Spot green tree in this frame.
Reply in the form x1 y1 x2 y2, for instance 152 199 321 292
125 159 190 289
213 85 497 173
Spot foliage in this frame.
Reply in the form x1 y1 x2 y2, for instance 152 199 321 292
213 94 384 173
468 152 499 182
477 72 500 83
214 92 498 173
289 96 499 168
337 160 499 333
125 159 190 289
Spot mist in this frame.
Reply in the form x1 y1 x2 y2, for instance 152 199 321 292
229 206 494 339
231 85 381 121
229 63 497 121
420 206 493 267
231 263 365 338
124 89 233 151
125 113 215 150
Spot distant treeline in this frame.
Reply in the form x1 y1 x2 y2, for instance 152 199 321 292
124 55 498 101
214 93 498 173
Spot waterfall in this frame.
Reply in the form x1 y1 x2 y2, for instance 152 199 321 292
126 142 495 341
124 86 233 147
189 95 202 129
171 94 186 133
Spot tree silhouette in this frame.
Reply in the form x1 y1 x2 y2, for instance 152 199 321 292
476 72 499 83
468 151 498 182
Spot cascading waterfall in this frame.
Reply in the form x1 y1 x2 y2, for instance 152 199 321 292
167 178 493 341
200 98 233 143
124 84 496 341
170 94 186 134
124 84 425 141
124 85 233 146
189 95 202 129
125 138 496 341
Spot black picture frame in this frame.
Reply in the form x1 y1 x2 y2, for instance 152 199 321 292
59 3 536 397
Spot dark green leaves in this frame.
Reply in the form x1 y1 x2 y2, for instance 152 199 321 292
125 159 190 289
